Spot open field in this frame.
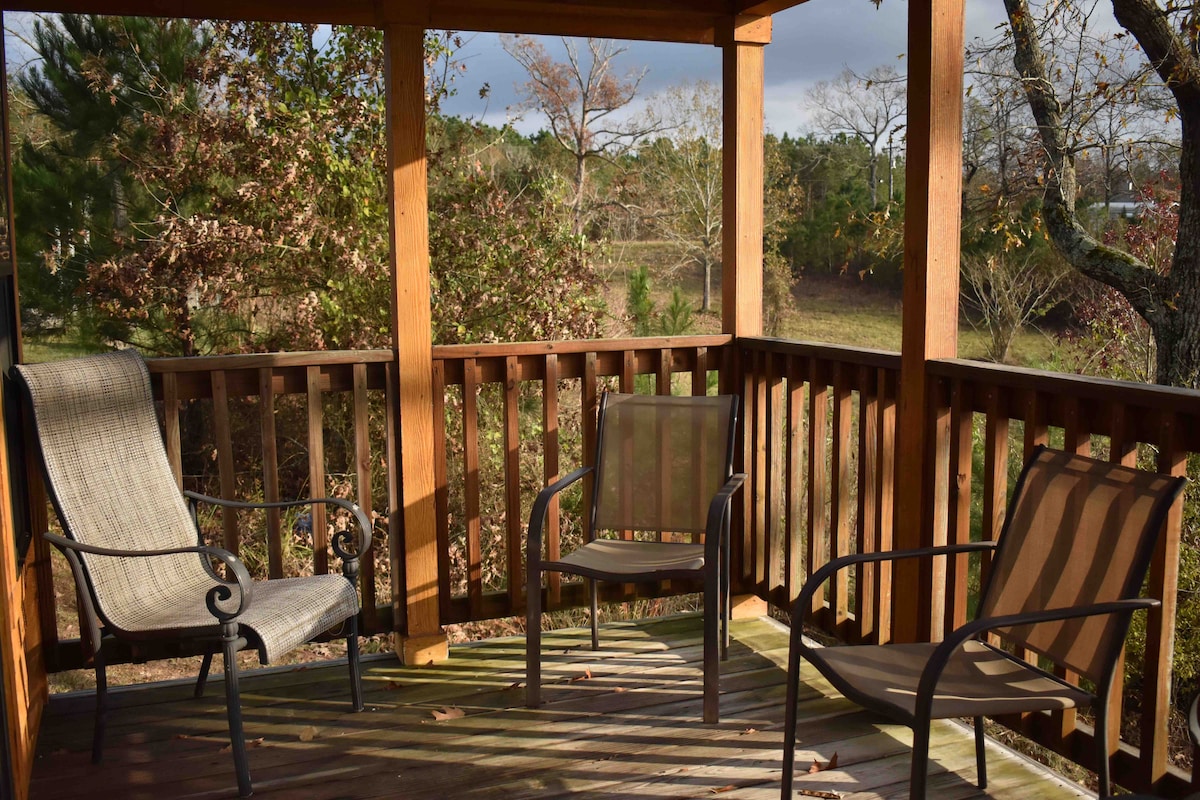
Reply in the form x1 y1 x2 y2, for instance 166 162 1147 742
603 241 1064 371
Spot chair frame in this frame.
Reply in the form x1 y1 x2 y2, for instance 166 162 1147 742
781 446 1186 799
19 356 369 798
525 391 745 723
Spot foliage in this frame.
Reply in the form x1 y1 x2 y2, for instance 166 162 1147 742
501 35 662 238
639 81 723 311
624 265 695 337
14 17 602 355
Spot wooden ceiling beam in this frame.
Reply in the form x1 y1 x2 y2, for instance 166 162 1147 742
0 0 794 43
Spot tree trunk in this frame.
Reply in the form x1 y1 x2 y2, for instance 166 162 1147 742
1004 0 1200 387
701 253 712 313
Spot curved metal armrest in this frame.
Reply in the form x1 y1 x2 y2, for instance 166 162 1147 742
916 597 1161 711
184 491 371 564
1190 693 1200 747
527 466 593 560
44 531 252 623
794 542 999 622
705 473 747 558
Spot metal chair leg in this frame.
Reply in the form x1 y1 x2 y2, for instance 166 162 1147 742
721 520 731 659
91 654 108 764
781 612 804 799
526 566 542 709
221 623 253 798
974 716 987 789
195 648 214 698
346 615 363 712
910 721 931 800
703 563 719 724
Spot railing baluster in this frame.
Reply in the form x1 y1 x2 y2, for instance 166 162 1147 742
210 370 239 558
766 351 784 599
657 348 672 545
1141 410 1185 787
806 358 829 628
385 360 404 634
503 355 522 613
543 354 561 607
855 364 878 644
306 366 328 575
875 366 896 645
162 371 182 489
258 367 283 580
354 362 377 632
785 355 806 608
463 358 483 617
830 362 852 634
432 359 451 623
753 349 768 591
946 378 973 634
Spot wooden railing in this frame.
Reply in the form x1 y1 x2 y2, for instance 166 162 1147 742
739 337 1200 796
431 335 733 625
34 336 1200 795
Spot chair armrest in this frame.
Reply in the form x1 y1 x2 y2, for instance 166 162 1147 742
793 542 1000 623
44 531 252 623
705 473 747 558
184 491 371 567
527 466 593 561
914 597 1161 718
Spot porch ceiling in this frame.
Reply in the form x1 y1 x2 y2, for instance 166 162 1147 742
0 0 811 43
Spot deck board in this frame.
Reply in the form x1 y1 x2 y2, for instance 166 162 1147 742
30 615 1090 800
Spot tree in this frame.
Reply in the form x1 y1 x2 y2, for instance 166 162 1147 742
641 80 723 312
1001 0 1200 387
806 65 907 207
501 35 663 236
961 249 1068 363
13 14 210 339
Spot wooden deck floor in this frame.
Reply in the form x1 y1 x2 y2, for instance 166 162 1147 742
30 615 1090 799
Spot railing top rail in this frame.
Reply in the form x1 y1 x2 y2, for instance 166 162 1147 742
929 357 1200 414
739 336 901 370
147 350 394 373
432 335 733 360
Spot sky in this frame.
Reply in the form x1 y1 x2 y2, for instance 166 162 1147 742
440 0 1014 138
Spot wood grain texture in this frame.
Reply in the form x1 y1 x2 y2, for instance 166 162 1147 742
721 40 764 338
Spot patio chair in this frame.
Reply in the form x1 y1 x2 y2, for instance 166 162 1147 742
781 445 1186 800
525 391 745 723
17 350 368 798
1108 694 1200 799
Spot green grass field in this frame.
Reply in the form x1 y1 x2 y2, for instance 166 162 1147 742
606 241 1065 372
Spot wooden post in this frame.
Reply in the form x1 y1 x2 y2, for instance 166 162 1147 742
384 24 448 665
720 17 768 339
721 16 768 613
892 0 965 644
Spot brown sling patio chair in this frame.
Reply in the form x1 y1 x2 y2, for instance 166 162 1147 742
526 391 745 723
781 446 1186 800
17 350 368 798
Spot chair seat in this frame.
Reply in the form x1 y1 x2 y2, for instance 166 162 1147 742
809 640 1094 721
547 539 705 580
111 574 359 663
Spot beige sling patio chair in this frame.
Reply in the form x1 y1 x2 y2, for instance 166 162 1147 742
781 446 1186 800
17 350 368 798
525 391 745 723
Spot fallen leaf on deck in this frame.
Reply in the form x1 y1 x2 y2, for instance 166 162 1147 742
614 687 628 693
298 727 319 742
384 680 403 691
709 785 737 794
740 727 757 735
795 790 841 799
432 706 465 721
570 668 593 683
220 738 265 753
808 752 838 773
505 681 522 691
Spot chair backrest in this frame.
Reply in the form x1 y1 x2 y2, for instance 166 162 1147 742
17 351 207 630
592 392 737 535
978 446 1185 684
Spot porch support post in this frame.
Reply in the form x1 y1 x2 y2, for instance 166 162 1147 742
383 24 448 664
893 0 965 643
720 18 767 610
720 18 767 340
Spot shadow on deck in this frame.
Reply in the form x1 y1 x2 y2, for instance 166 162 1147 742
30 615 1090 799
